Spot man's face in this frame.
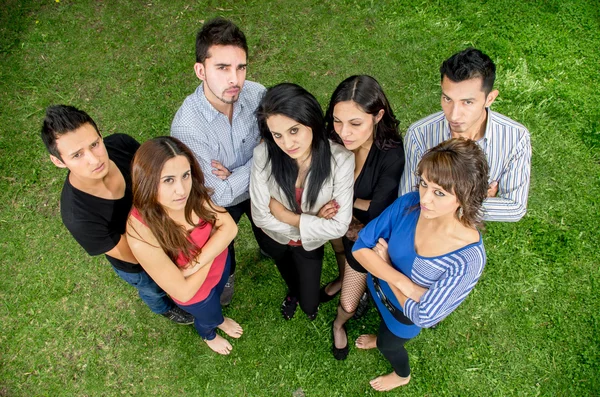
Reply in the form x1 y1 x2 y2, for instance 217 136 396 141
50 123 109 182
195 45 247 106
441 76 497 136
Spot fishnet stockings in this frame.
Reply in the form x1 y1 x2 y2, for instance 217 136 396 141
339 261 367 314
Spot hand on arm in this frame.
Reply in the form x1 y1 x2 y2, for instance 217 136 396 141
354 238 428 303
374 238 428 302
482 134 531 221
317 199 339 219
269 198 301 228
487 181 498 198
126 205 237 303
127 220 210 303
211 160 231 180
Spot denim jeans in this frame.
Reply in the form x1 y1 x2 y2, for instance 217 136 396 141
178 255 231 340
112 267 173 314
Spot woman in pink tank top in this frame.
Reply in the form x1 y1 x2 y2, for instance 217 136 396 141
126 136 242 355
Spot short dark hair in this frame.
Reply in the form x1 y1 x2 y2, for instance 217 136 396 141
195 18 248 63
325 75 402 150
440 48 496 94
40 105 100 160
417 138 489 229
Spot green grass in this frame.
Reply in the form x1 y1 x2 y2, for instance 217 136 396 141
1 0 599 396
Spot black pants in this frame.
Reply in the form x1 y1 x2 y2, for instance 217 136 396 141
377 320 412 377
224 198 268 275
261 235 324 315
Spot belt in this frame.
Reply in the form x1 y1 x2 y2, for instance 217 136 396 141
372 276 414 325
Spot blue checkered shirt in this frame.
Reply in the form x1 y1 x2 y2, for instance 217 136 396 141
399 110 531 222
171 81 266 207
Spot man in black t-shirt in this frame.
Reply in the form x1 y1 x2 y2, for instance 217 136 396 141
41 105 193 325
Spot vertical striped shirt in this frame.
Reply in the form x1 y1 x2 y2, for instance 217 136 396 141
399 110 531 222
171 81 266 207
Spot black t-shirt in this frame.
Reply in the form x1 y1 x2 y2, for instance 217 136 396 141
60 133 142 273
345 143 405 272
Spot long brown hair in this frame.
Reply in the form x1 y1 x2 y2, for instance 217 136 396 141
417 138 489 229
130 136 219 265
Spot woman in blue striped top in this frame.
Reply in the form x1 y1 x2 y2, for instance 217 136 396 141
352 138 489 391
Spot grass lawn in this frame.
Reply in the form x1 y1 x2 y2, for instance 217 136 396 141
1 0 599 396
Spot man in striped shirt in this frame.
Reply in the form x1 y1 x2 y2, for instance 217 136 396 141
400 48 531 222
171 18 267 305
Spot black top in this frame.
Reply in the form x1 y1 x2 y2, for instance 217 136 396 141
345 143 405 271
60 134 142 273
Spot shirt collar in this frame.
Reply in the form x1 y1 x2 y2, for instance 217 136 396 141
443 108 495 143
195 83 243 123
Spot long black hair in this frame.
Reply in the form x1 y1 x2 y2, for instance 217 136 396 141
256 83 332 212
325 75 402 150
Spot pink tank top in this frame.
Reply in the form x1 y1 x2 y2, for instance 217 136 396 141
131 208 227 305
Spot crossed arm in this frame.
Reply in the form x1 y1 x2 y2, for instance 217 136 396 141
126 203 238 303
353 238 428 308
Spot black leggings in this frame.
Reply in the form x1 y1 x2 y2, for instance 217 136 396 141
377 320 412 377
261 235 324 315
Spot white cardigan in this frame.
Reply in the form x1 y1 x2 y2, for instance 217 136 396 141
250 140 354 251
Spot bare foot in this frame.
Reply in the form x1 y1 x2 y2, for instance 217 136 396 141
218 317 243 339
370 372 410 391
355 334 377 349
204 334 233 355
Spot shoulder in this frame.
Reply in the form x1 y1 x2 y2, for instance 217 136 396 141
172 86 207 127
240 80 266 106
329 140 353 163
60 185 96 232
378 143 405 164
398 191 420 208
489 110 530 138
407 111 445 135
104 133 140 155
252 141 269 162
126 213 157 249
452 241 486 275
104 133 139 145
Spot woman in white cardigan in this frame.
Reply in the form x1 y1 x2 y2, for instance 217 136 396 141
251 83 354 320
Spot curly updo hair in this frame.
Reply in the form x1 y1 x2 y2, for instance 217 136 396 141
417 138 489 229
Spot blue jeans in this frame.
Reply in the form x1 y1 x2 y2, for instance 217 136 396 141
178 255 231 340
112 267 173 315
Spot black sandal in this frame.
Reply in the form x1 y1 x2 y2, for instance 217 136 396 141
332 322 349 360
281 295 298 320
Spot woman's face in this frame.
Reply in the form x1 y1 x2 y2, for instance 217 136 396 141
418 173 461 221
332 101 383 151
266 114 313 162
157 155 193 213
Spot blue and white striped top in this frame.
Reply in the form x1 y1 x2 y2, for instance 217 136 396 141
353 192 486 339
399 110 531 222
171 81 266 207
